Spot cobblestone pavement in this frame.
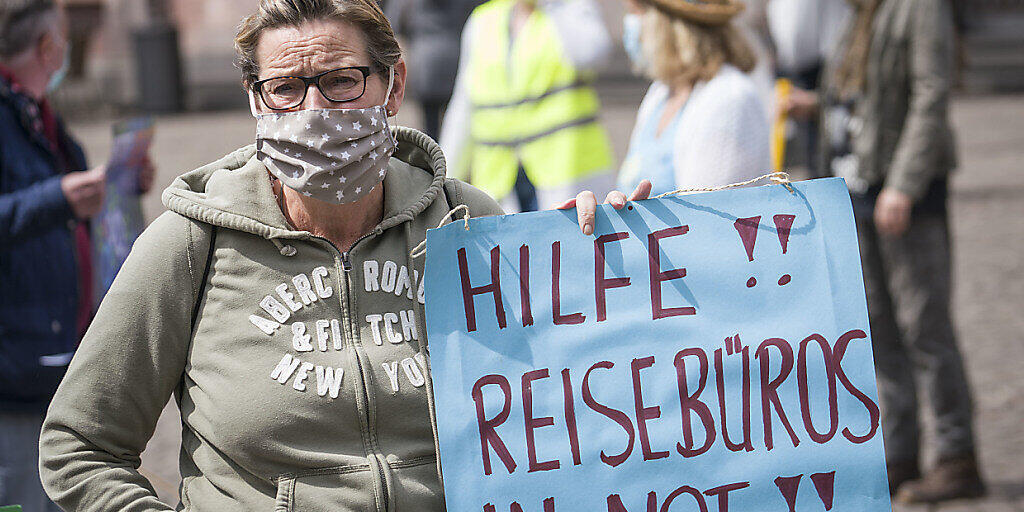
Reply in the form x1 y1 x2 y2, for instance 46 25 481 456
67 92 1024 510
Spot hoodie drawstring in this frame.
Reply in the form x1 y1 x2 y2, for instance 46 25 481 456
271 238 297 257
409 204 471 259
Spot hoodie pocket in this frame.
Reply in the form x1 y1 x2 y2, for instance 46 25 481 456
274 464 377 512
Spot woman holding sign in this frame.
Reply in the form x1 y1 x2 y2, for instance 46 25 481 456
615 0 771 197
36 1 516 510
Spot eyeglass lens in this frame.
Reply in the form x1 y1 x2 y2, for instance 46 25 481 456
260 68 367 109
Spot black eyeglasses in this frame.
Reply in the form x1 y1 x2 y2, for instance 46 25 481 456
252 66 377 111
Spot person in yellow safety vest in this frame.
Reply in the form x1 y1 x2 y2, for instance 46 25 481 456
440 0 616 212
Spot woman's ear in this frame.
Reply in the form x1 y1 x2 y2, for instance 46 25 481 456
387 58 408 116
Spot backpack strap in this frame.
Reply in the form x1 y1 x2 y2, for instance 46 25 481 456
186 220 217 331
442 177 466 223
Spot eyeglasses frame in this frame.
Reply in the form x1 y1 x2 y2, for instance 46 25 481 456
252 65 379 111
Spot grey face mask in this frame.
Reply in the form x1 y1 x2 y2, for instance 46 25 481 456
252 69 397 204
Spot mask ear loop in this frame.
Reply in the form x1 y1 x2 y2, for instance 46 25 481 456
248 89 261 118
382 66 395 112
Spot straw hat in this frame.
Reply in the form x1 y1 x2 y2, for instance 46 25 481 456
640 0 745 26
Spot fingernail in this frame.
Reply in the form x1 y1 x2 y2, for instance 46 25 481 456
583 224 593 236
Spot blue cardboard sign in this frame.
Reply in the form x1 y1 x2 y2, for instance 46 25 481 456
424 178 891 511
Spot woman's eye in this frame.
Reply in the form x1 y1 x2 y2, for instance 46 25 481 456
272 83 296 95
328 77 357 87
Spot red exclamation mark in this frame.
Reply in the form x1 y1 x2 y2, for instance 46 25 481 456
810 471 836 511
774 475 802 512
733 216 761 288
773 214 796 286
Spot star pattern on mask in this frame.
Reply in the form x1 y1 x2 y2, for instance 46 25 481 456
259 108 391 204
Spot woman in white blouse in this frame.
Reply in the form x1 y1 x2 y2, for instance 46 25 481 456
617 0 771 195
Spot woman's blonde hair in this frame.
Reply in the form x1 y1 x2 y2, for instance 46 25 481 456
234 0 401 88
640 8 756 88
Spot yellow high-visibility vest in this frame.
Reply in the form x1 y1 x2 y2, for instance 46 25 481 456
464 0 613 200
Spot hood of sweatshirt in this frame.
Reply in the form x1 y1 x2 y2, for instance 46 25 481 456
39 126 502 512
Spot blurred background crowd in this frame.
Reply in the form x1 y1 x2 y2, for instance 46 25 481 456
2 0 1023 510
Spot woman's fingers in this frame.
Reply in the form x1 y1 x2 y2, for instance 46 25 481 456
557 181 655 235
575 190 598 236
628 180 653 201
605 190 627 209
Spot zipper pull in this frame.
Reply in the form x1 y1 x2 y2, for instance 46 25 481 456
342 252 352 273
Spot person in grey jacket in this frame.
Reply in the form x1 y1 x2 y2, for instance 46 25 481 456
385 0 481 140
807 0 983 504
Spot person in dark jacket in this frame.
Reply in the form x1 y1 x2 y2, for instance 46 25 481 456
0 1 151 509
385 0 482 139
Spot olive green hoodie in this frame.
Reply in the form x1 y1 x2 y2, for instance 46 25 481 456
39 127 502 511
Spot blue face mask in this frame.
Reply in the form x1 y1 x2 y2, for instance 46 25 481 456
622 13 646 70
46 45 70 94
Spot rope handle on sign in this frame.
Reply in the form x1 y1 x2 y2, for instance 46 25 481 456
409 173 795 258
410 204 471 258
653 171 796 199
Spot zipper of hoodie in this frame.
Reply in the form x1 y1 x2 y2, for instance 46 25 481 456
312 232 390 512
342 248 390 511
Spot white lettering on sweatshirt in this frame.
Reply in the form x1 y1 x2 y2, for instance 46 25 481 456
365 310 419 346
249 314 281 335
270 353 301 384
315 365 344 398
250 267 335 335
381 355 428 392
270 354 346 399
362 260 425 305
291 322 313 352
382 361 400 392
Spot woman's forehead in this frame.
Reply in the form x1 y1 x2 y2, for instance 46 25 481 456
256 19 369 77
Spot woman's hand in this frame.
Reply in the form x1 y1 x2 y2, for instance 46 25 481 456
556 180 653 235
780 86 820 121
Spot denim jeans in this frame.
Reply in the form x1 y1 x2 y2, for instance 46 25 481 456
0 411 61 511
